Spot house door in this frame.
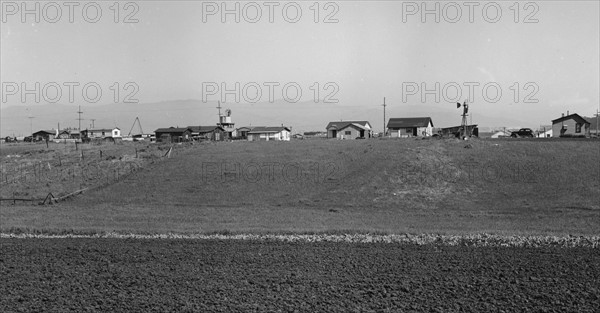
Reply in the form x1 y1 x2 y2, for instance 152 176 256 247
331 130 337 138
412 128 417 136
359 130 365 138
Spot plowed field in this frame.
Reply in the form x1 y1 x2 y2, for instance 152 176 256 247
2 239 598 312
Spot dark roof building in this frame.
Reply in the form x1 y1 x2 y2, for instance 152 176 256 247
386 117 434 137
154 127 192 142
439 124 479 138
247 126 290 133
387 117 433 129
551 113 591 137
187 126 225 141
32 130 56 141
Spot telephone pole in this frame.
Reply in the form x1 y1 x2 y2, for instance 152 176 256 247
77 106 83 131
594 109 599 136
28 116 34 138
382 97 387 137
90 119 95 129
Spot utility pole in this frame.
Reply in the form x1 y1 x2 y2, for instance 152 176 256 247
595 109 599 136
382 97 386 137
28 116 34 139
77 105 83 131
216 101 222 117
90 119 95 129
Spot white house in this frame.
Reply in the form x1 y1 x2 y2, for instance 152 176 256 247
387 117 433 137
490 130 512 138
83 127 121 139
247 126 291 141
326 121 372 139
537 127 553 138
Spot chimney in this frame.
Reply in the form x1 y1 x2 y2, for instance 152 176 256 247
567 110 569 116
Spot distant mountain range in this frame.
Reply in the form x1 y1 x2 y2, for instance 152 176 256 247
1 99 534 137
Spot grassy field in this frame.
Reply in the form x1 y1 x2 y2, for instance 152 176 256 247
1 138 599 235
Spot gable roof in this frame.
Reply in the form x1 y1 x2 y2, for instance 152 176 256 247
154 127 191 133
387 117 433 128
326 121 371 130
552 113 590 125
187 126 225 133
33 130 56 135
338 123 370 132
237 126 263 131
58 129 80 135
439 124 478 132
86 128 119 132
248 126 290 134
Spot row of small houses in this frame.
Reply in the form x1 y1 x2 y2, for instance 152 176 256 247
154 118 450 142
325 118 473 139
325 113 597 139
22 112 597 143
154 126 292 142
30 128 122 141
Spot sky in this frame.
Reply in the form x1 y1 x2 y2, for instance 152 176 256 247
1 0 599 135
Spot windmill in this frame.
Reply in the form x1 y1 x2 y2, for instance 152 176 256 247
217 104 235 138
456 100 470 139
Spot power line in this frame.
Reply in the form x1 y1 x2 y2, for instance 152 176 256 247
28 116 35 137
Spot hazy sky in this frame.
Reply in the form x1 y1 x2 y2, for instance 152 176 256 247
1 0 599 134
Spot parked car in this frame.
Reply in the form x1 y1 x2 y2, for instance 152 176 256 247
510 128 534 138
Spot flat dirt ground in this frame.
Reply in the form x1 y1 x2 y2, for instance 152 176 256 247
1 138 599 312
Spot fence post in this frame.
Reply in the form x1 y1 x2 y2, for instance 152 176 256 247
100 150 103 158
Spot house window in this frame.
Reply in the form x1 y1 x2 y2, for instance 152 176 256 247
345 131 351 135
575 123 581 133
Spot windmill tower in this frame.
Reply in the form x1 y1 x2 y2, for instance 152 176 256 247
456 100 470 139
216 101 235 138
